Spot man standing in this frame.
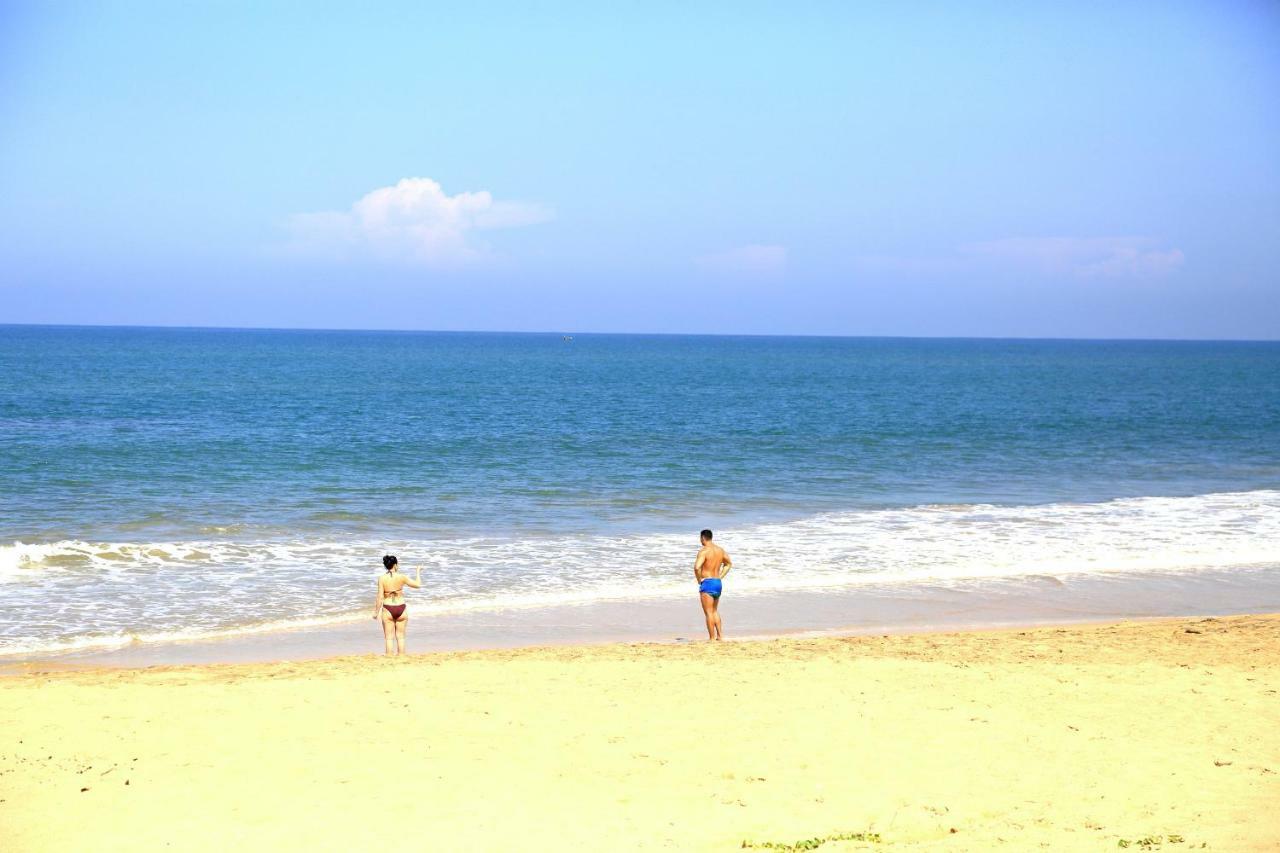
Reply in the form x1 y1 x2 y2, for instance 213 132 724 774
694 529 733 641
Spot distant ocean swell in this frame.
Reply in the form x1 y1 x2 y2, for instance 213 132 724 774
3 489 1277 657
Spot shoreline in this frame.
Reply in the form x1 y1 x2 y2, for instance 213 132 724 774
3 612 1259 679
3 613 1277 850
8 563 1280 672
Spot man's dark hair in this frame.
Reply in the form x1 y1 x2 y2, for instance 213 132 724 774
700 529 713 541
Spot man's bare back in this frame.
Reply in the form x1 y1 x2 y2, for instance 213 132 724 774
695 543 730 580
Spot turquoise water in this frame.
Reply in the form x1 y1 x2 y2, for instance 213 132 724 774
2 326 1278 655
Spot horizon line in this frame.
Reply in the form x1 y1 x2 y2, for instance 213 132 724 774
0 321 1276 345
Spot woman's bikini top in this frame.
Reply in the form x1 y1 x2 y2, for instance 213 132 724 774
381 573 405 603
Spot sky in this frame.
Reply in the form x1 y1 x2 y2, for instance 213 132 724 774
1 1 1277 338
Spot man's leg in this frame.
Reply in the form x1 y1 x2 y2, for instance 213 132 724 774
700 592 717 640
712 597 723 640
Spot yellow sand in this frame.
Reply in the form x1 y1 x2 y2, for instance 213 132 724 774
2 615 1278 851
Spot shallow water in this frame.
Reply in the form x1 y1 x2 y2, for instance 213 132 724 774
2 327 1278 657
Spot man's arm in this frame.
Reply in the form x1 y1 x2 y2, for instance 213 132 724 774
693 549 707 581
721 551 733 578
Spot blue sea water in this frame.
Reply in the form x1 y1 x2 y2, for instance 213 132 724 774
2 326 1278 655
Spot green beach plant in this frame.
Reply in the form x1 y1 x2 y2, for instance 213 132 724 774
740 830 883 850
1117 834 1187 848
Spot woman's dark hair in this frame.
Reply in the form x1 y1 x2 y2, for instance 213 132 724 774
382 554 398 572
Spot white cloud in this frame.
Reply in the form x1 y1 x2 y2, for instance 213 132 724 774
962 237 1185 277
695 244 787 276
284 177 552 267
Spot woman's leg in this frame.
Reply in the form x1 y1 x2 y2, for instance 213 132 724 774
395 616 408 655
700 592 717 640
381 612 396 655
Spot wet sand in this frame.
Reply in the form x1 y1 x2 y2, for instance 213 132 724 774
2 614 1277 851
14 563 1280 669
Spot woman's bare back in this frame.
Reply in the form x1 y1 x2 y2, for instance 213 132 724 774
379 573 409 603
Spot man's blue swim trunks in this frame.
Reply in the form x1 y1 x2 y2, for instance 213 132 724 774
698 577 723 598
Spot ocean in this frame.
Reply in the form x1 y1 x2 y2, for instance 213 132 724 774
2 326 1278 658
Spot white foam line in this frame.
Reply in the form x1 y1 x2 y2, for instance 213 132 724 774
2 489 1278 655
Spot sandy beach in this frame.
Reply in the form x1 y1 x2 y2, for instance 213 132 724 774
3 614 1278 851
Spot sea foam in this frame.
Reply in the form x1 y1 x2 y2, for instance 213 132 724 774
3 489 1278 656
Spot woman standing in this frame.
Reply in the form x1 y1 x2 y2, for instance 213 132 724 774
374 554 422 656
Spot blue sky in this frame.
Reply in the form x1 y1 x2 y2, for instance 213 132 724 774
1 1 1277 338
